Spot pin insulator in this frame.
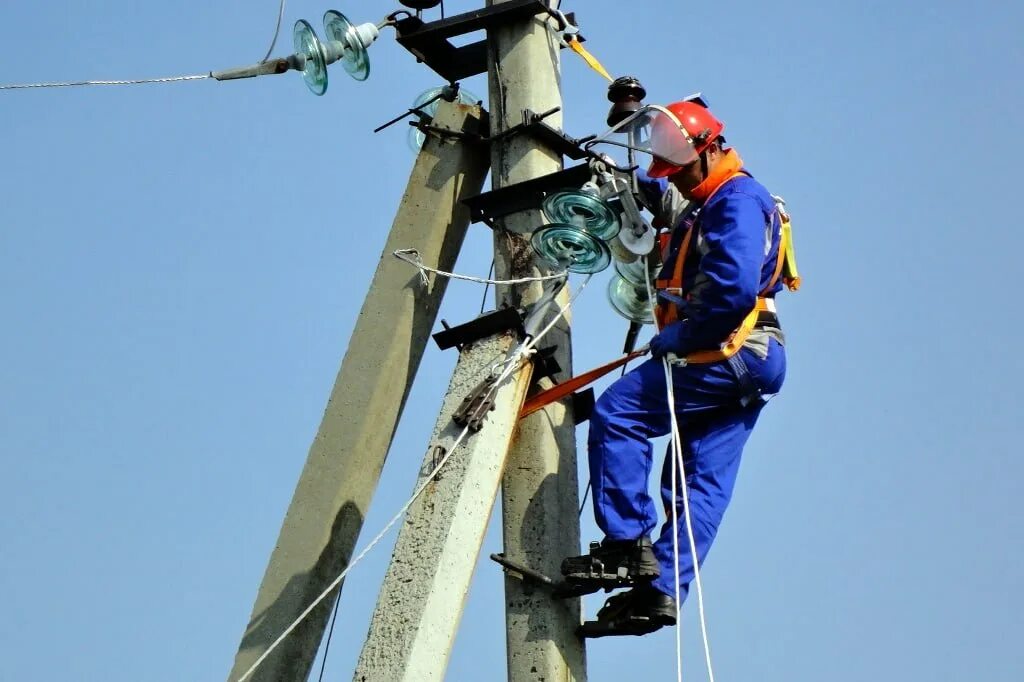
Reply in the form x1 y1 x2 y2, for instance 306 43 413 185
606 76 647 126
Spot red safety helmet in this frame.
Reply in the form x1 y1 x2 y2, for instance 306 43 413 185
647 101 725 179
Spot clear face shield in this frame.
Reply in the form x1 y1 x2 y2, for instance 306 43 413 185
585 105 699 175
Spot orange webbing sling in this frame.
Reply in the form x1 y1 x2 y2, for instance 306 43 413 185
519 350 646 419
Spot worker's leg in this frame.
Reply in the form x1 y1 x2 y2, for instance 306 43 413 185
650 343 786 600
587 358 674 540
650 402 763 601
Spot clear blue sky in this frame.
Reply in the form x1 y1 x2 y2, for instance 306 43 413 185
2 1 1022 680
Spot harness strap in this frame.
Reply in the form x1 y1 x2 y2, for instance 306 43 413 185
726 352 763 407
768 216 787 292
654 225 694 328
681 297 774 364
780 215 801 291
654 174 789 363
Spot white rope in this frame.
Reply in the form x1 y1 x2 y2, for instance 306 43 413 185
665 366 716 682
664 361 685 682
394 249 568 286
643 257 715 682
0 74 210 90
235 274 590 682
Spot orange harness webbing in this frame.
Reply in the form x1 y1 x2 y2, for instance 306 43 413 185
519 350 646 419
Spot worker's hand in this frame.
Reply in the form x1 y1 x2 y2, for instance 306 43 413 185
649 322 686 359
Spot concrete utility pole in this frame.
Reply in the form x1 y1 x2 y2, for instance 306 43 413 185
487 1 587 680
354 3 587 679
354 331 534 681
227 101 489 682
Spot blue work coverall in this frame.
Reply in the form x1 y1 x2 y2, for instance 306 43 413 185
589 168 787 601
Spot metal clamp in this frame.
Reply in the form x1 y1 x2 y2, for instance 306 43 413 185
546 8 580 48
453 376 498 432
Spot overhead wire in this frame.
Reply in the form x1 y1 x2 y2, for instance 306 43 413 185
315 591 342 682
260 0 288 63
235 271 592 682
2 0 289 90
577 481 591 517
0 74 210 90
479 260 496 314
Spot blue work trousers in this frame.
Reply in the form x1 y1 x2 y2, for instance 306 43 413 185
587 340 785 601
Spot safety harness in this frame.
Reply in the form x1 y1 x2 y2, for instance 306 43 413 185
653 171 799 365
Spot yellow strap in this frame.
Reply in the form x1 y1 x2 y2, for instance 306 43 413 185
781 217 801 291
566 37 613 82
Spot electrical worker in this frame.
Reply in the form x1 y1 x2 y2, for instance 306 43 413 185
562 99 797 637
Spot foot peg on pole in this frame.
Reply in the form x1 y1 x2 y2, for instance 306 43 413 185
489 553 594 599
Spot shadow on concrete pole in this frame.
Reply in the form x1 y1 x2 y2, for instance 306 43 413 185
227 101 490 682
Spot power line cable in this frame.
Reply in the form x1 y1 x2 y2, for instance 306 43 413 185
0 74 210 90
260 0 288 63
577 481 591 517
3 1 290 90
479 260 496 314
315 590 342 682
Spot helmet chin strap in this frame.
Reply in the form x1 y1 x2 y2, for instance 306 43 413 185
698 150 711 184
677 151 711 196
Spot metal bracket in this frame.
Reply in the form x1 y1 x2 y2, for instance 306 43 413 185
408 107 591 163
453 376 498 432
394 0 581 81
489 553 587 599
572 388 595 425
433 307 524 351
464 163 593 225
488 108 593 160
531 345 562 382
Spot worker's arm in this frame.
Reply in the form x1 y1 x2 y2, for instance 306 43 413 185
650 191 766 357
635 168 688 228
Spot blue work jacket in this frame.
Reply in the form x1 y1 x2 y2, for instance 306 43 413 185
639 169 783 355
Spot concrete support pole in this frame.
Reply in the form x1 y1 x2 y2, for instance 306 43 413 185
487 1 588 680
353 332 533 681
227 102 489 682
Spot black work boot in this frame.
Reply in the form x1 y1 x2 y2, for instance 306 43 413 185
578 585 677 638
560 537 660 594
